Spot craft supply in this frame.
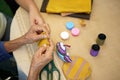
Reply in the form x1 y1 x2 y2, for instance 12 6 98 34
38 32 49 47
66 22 74 30
56 49 66 62
56 42 66 55
71 28 80 36
46 0 92 13
80 19 86 27
90 44 100 57
56 42 72 62
39 60 60 80
40 0 93 20
62 56 92 80
56 50 72 62
38 38 49 47
61 13 73 16
96 33 106 46
60 31 69 40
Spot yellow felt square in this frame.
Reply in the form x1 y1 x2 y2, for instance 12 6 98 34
46 0 91 13
62 56 92 80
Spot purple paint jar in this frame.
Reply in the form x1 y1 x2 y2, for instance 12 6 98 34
96 33 106 46
90 44 100 57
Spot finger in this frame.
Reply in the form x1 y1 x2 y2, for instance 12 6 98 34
44 24 51 34
34 25 43 33
38 24 47 31
49 39 54 49
45 39 54 55
37 33 48 40
37 46 47 54
34 24 50 38
35 25 48 38
37 24 50 37
41 24 50 35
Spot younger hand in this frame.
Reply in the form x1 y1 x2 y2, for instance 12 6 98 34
29 7 51 34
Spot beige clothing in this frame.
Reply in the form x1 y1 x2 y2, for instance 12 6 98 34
0 12 7 40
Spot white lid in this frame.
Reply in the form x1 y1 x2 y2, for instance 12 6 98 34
60 31 69 40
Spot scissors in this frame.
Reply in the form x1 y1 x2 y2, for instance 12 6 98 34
38 36 60 80
39 58 60 80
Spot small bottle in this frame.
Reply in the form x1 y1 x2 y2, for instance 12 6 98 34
96 33 106 46
90 44 100 57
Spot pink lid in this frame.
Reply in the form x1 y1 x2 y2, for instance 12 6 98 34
71 28 80 36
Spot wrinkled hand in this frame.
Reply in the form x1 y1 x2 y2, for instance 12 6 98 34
31 39 54 70
23 25 49 44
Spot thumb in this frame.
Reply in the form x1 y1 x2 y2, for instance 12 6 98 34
37 34 48 40
38 46 47 53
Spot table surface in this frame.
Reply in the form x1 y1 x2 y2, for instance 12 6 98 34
10 0 120 80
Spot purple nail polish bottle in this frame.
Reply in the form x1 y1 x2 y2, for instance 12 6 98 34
90 44 100 57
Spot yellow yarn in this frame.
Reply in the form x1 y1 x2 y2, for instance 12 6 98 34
38 38 49 47
38 32 49 47
62 56 92 80
46 0 91 13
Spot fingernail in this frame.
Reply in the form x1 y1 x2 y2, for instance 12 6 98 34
43 44 47 47
44 35 47 38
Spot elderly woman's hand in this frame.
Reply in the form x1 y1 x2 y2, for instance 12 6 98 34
23 24 49 44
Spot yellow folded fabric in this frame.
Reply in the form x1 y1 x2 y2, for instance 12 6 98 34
46 0 91 13
62 56 92 80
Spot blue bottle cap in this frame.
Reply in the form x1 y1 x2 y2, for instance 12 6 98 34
66 22 74 30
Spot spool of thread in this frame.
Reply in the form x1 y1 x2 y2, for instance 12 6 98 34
96 33 106 46
90 44 100 57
